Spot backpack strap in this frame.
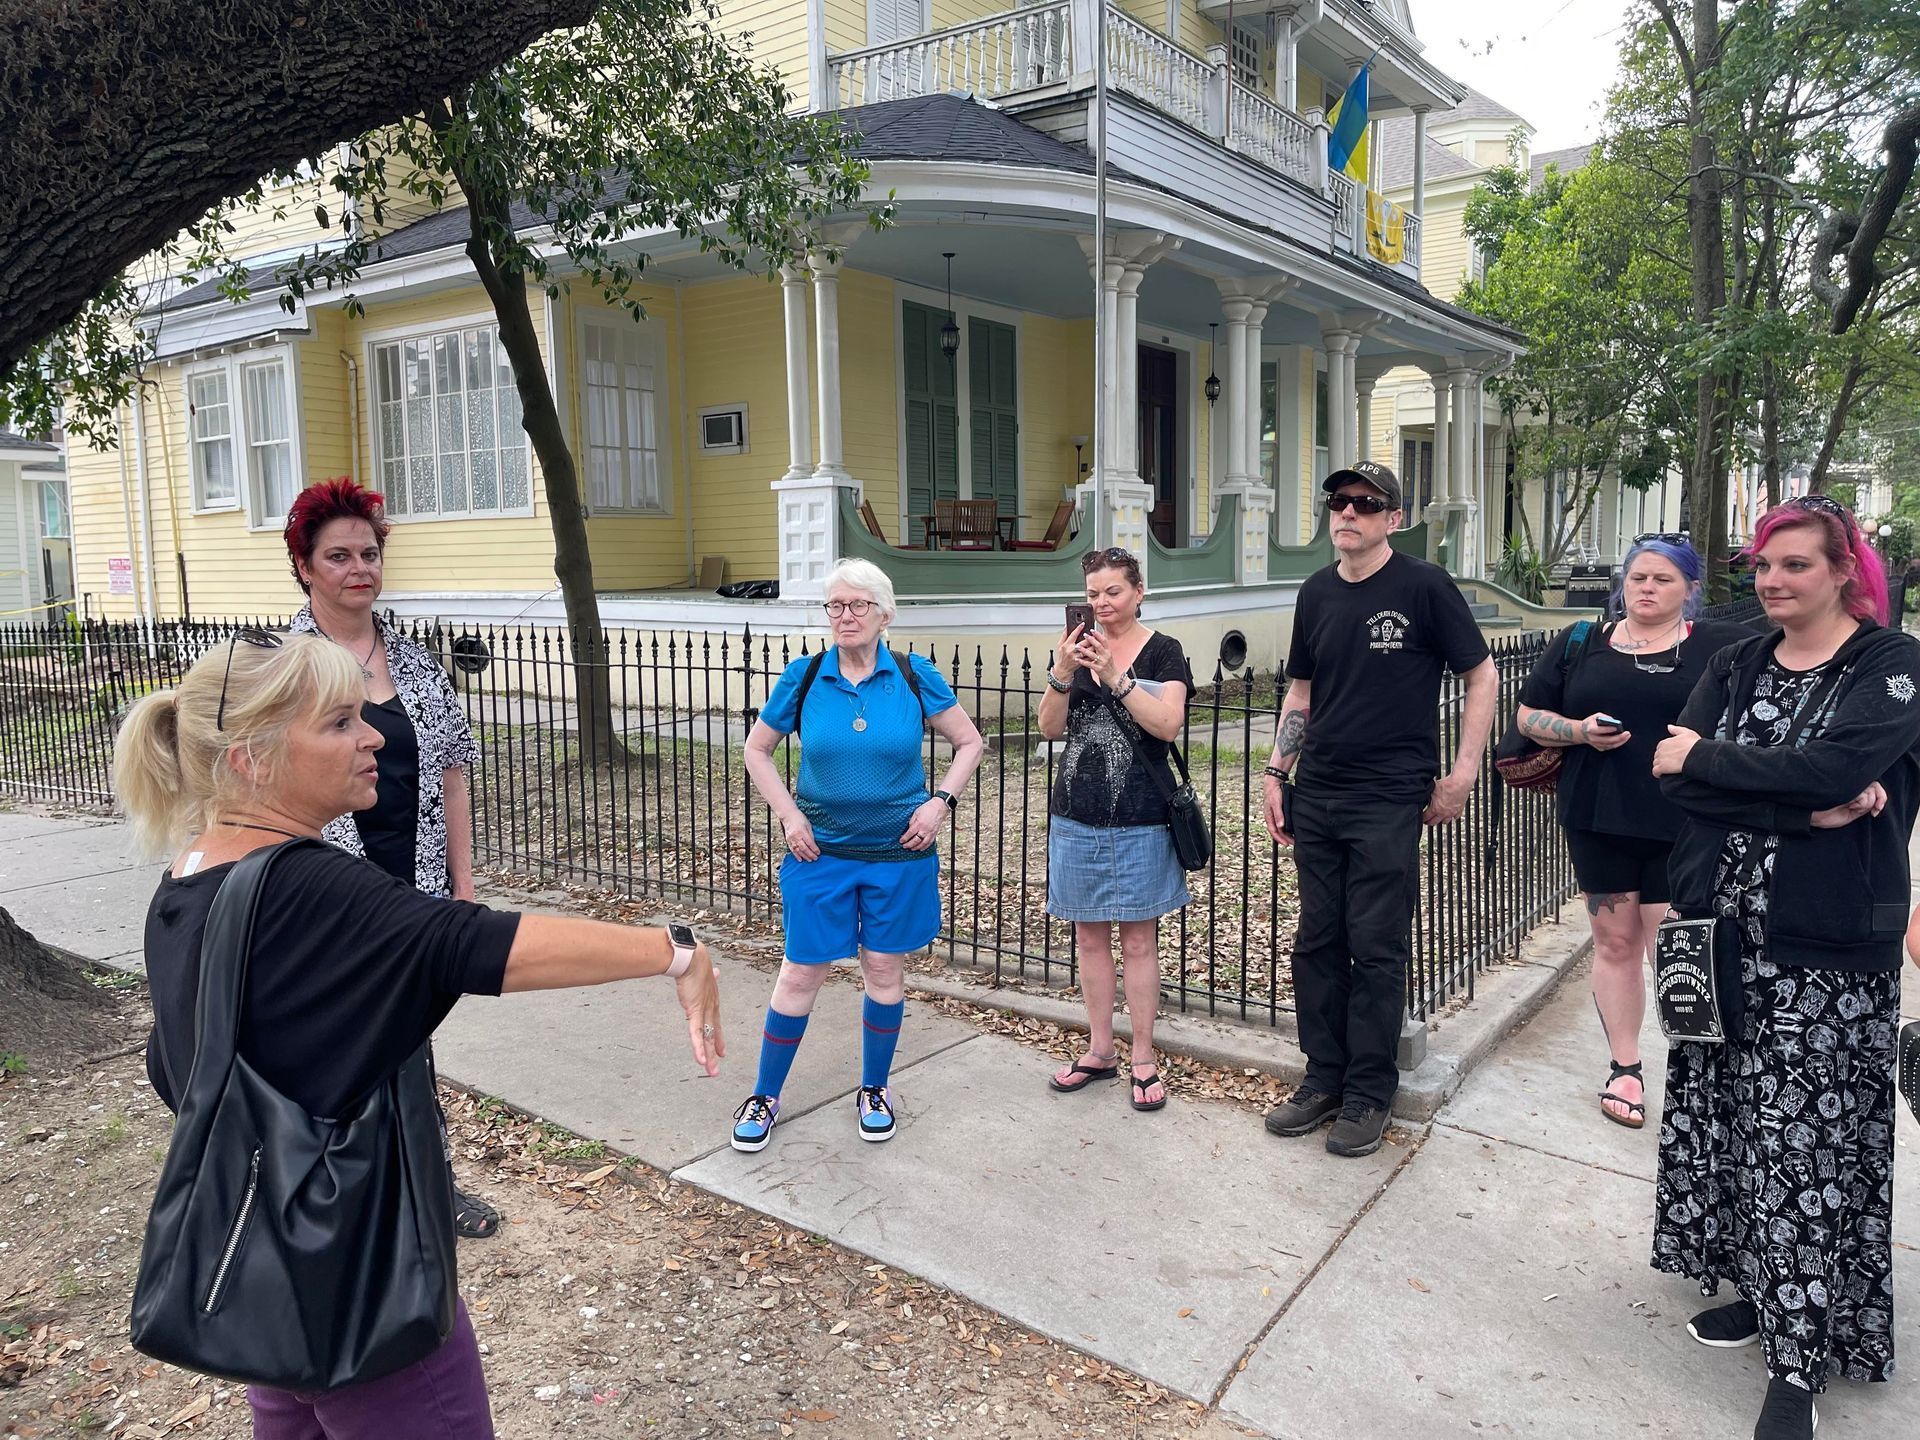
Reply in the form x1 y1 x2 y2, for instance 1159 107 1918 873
792 648 927 729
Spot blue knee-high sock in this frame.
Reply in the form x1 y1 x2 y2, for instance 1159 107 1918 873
754 1007 810 1099
861 997 905 1089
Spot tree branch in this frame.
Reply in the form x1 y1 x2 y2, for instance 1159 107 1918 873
1812 101 1920 335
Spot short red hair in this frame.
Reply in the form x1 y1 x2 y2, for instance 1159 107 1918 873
283 479 391 594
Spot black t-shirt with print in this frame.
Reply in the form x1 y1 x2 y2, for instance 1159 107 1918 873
143 841 520 1119
1049 631 1195 827
1287 552 1490 803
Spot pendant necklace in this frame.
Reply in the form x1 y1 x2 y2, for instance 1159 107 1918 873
316 622 380 680
851 690 868 733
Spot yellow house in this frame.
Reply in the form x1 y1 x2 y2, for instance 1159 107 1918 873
66 0 1522 666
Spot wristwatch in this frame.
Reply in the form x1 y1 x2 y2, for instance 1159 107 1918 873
934 789 957 810
665 922 699 978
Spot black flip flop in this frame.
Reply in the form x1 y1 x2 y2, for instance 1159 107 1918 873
454 1186 502 1240
1049 1057 1119 1094
1130 1071 1167 1113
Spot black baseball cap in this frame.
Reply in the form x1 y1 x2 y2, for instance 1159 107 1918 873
1322 460 1402 510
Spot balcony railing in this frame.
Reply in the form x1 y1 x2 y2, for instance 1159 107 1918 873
1225 86 1317 191
1105 9 1208 132
1328 170 1363 252
825 1 1072 109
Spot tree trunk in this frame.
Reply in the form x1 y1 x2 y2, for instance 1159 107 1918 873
1761 361 1782 509
0 0 597 375
1684 0 1735 602
0 907 127 1074
456 171 631 767
1808 350 1870 494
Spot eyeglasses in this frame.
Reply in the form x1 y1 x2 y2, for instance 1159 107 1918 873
822 599 877 618
216 627 285 731
1632 532 1690 547
1781 493 1852 522
1323 492 1393 515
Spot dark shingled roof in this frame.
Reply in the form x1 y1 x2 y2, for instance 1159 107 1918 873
830 93 1097 171
1530 143 1594 187
1446 86 1530 129
0 430 58 452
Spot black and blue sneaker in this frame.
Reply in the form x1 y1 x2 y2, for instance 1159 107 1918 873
730 1094 780 1152
856 1085 896 1142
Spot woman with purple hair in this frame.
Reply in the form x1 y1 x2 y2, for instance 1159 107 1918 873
1650 495 1920 1440
1516 536 1747 1128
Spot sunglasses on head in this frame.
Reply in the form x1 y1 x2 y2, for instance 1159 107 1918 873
1633 531 1690 547
1323 492 1393 515
1782 493 1852 522
216 627 286 731
1081 546 1138 572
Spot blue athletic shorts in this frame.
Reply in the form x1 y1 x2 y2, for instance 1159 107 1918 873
778 852 943 964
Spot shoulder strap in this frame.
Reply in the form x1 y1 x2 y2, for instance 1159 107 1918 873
891 650 926 713
1103 692 1187 802
791 649 829 727
1562 619 1594 673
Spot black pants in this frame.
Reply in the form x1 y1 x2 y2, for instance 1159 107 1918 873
1288 785 1425 1109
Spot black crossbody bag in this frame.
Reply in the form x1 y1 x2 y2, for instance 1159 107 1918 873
130 840 457 1390
1653 913 1747 1045
1899 1021 1920 1124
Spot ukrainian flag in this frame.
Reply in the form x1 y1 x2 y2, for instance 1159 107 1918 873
1326 65 1370 184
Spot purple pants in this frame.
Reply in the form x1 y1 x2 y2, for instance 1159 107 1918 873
246 1299 494 1440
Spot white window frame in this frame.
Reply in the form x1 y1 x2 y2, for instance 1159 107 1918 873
577 310 671 516
183 347 303 525
185 364 240 514
364 313 536 524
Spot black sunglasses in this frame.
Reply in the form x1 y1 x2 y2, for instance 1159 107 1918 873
1081 546 1138 572
1632 531 1690 547
1323 492 1393 515
1782 493 1852 522
216 627 285 731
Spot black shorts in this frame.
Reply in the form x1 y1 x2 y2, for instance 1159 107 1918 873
1564 829 1673 905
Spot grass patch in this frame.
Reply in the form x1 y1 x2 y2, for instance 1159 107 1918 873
98 1114 129 1145
0 1052 26 1077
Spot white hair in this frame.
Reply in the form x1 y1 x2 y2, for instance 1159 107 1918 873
826 558 896 619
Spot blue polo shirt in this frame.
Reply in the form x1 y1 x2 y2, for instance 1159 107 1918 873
761 648 957 861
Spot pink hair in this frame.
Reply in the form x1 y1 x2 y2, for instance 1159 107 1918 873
1747 501 1889 623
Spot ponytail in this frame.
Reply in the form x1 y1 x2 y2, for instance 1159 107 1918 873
113 692 188 858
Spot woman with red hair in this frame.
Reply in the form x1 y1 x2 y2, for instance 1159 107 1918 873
282 478 503 1240
1650 494 1920 1440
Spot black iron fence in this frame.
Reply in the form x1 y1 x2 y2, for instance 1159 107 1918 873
0 615 1573 1027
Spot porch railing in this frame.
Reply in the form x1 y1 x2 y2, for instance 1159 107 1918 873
1105 9 1209 133
1328 169 1363 252
1226 86 1318 191
1 615 1572 1030
824 1 1073 109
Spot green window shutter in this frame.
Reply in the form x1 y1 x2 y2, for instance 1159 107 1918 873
967 316 1019 517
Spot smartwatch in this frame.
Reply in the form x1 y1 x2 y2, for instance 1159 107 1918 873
934 789 957 811
665 922 699 978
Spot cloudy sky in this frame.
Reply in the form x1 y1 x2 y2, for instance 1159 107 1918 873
1411 0 1630 151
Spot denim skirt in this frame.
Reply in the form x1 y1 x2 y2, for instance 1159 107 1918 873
1046 815 1190 923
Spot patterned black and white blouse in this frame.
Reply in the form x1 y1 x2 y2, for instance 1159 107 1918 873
289 603 478 898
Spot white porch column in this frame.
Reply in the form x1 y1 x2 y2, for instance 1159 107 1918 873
808 251 850 484
1112 261 1149 481
1444 368 1476 577
1242 297 1271 489
1217 294 1254 489
1354 376 1376 465
1411 107 1429 224
779 265 814 483
1426 370 1451 562
1277 20 1299 113
1321 328 1356 475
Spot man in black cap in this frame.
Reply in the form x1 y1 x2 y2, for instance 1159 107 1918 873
1258 460 1497 1156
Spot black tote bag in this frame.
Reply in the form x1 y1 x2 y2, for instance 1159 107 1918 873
129 840 457 1391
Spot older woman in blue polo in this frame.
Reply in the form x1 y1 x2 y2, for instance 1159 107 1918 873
737 559 985 1149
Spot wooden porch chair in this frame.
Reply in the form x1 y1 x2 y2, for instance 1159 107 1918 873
859 499 912 549
1005 499 1076 552
948 499 1000 551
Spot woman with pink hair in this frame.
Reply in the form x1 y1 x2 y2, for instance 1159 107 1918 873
1649 495 1920 1440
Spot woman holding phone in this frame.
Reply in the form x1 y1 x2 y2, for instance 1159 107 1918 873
1514 536 1747 1128
1038 547 1193 1112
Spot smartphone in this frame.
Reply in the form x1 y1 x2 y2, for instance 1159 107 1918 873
1064 603 1096 635
1592 713 1624 732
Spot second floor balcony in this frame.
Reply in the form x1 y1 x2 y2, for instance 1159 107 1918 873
822 0 1427 282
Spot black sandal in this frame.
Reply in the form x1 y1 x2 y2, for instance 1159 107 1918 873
1049 1055 1119 1093
1130 1070 1167 1113
1599 1060 1646 1130
454 1186 502 1240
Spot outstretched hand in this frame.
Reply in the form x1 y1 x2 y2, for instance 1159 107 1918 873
675 944 724 1076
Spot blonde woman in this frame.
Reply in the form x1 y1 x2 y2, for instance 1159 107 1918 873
115 631 721 1438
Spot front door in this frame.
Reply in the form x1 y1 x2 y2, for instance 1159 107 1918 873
969 316 1018 522
1138 344 1179 547
903 300 959 535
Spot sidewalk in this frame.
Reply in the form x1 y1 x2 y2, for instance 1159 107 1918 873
4 805 1917 1437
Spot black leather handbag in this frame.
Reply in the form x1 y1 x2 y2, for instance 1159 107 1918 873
129 840 457 1391
1134 733 1211 872
1653 913 1746 1045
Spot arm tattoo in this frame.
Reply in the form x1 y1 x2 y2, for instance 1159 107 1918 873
1522 711 1580 743
1585 891 1634 916
1275 707 1309 764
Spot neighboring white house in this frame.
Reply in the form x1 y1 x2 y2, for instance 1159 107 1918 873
0 430 68 621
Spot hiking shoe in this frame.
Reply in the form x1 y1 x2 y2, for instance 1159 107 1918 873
1264 1088 1343 1137
1752 1377 1817 1440
1325 1100 1390 1157
1689 1298 1760 1349
857 1085 896 1142
730 1094 780 1152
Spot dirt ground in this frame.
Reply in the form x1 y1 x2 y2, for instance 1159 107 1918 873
0 988 1261 1440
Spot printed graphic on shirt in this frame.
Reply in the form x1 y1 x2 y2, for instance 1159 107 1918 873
1887 673 1914 704
1366 610 1412 653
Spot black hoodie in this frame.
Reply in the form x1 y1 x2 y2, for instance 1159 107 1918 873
1660 620 1920 972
